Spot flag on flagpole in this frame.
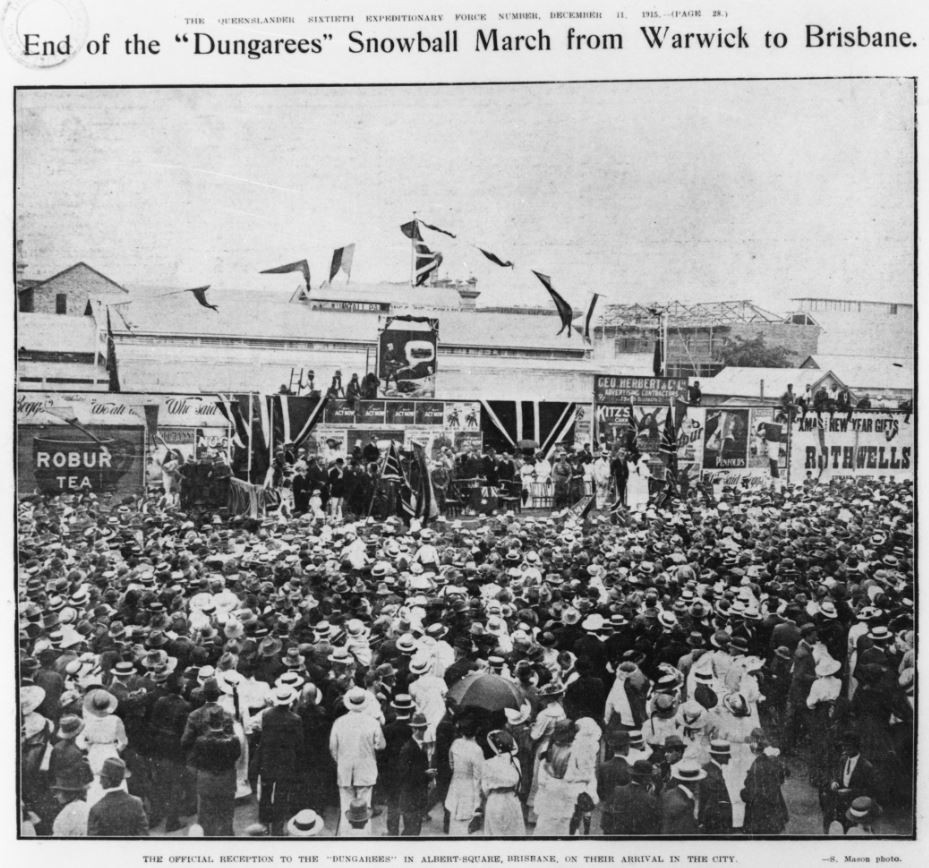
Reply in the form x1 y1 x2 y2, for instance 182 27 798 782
419 220 456 238
380 440 405 482
478 248 514 268
188 286 218 311
659 401 679 498
261 259 311 296
653 333 664 377
410 441 440 523
400 220 443 286
583 293 600 343
532 271 574 336
328 244 355 283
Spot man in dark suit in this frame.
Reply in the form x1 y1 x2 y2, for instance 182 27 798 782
87 758 149 836
564 656 607 721
382 694 414 836
610 449 629 506
660 760 704 834
597 729 632 801
180 678 233 756
601 760 660 835
821 731 878 833
256 685 305 836
396 713 433 836
148 673 192 831
700 740 734 833
783 623 818 755
190 708 241 836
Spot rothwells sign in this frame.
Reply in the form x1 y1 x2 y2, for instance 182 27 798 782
789 411 912 481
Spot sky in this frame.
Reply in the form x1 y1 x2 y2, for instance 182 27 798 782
16 79 915 311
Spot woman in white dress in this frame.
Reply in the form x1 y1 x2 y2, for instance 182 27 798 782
444 719 484 836
216 669 252 799
481 731 525 837
79 689 128 806
626 453 652 511
714 692 756 829
79 689 127 776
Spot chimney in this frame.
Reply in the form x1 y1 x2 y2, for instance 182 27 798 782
457 276 480 311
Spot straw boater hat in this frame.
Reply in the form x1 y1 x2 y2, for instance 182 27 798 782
846 796 881 826
286 809 325 837
708 740 731 759
271 685 297 707
671 759 707 783
343 686 368 712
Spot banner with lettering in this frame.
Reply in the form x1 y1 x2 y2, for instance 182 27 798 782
594 375 688 405
17 392 145 427
19 426 145 496
789 410 913 483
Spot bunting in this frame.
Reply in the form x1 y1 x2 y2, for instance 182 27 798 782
479 248 514 269
653 333 664 377
328 244 355 283
261 259 311 296
419 219 456 238
583 293 600 342
188 286 218 312
532 271 574 337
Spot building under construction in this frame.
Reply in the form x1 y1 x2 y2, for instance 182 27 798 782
591 299 822 379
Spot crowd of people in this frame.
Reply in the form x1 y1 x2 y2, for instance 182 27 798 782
18 464 914 838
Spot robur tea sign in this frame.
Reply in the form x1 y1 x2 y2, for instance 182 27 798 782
32 438 136 492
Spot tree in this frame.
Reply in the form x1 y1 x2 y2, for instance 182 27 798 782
717 334 794 368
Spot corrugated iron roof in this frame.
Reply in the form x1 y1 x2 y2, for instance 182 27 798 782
700 366 837 398
104 289 587 353
803 355 913 392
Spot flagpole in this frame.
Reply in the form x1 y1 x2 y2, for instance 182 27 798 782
410 211 417 288
662 309 669 376
247 393 254 483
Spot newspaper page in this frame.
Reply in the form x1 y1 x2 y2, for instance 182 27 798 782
2 0 924 867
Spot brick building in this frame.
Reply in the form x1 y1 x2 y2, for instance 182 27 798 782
17 261 128 316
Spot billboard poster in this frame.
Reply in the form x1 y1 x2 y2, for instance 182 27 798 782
702 408 750 469
312 429 348 463
355 400 386 425
414 401 445 426
699 407 785 489
323 402 357 425
789 410 912 483
385 401 416 425
594 375 688 405
454 432 484 454
378 315 438 398
444 401 481 431
22 427 145 496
